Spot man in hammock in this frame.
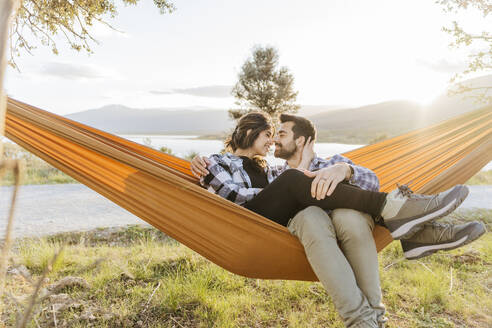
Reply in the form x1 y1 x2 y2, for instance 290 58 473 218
190 114 485 328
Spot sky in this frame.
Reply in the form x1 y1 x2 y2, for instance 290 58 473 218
4 0 491 115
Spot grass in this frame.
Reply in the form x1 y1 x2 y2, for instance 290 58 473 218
1 142 77 186
1 210 491 327
466 170 492 185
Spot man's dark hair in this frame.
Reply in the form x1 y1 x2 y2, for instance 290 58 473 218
280 114 316 143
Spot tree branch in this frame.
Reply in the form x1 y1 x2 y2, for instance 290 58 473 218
9 0 174 69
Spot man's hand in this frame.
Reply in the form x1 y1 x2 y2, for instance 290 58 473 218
303 163 351 200
298 137 315 170
190 155 210 178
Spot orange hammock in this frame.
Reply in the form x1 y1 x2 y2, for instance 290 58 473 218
5 98 492 281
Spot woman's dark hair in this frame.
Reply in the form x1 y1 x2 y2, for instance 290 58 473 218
225 111 273 169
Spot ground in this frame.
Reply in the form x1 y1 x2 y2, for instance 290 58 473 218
1 209 491 328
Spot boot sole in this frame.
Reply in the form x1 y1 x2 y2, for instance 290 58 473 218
389 185 469 239
404 224 486 260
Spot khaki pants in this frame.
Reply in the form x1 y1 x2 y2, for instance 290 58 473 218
287 207 385 328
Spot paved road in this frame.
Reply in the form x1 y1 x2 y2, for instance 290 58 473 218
0 184 491 239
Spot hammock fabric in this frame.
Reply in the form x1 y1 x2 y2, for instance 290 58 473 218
4 98 492 281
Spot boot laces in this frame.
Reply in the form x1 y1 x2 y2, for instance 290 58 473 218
429 221 450 229
397 183 436 201
396 183 414 197
396 183 439 211
429 221 453 241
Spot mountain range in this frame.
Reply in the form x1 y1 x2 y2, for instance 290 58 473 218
66 75 492 143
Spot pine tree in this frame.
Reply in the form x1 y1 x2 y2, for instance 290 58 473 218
229 46 300 122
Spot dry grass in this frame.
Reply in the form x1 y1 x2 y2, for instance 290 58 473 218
466 170 492 185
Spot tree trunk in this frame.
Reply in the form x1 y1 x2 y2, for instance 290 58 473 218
0 0 19 156
0 0 20 315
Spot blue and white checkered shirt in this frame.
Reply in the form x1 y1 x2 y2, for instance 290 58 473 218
200 153 380 205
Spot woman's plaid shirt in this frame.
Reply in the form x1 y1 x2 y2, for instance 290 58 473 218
200 153 380 206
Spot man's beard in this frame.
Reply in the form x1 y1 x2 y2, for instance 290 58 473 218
274 141 297 159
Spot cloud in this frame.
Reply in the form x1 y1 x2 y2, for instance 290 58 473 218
40 62 106 80
416 59 467 74
149 90 174 95
150 85 233 98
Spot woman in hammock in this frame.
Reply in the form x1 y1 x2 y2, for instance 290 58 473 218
195 112 468 240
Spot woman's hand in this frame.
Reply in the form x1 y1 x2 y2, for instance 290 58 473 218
190 155 210 178
298 137 315 170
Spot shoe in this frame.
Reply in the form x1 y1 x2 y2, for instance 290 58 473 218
381 184 469 239
402 221 486 260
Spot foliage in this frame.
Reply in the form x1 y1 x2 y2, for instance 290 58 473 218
368 133 388 145
159 146 174 155
229 46 300 122
184 150 199 161
437 0 491 103
142 137 153 148
9 0 175 69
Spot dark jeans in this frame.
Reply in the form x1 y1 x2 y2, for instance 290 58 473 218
244 169 387 226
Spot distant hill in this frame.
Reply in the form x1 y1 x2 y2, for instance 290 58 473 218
67 105 233 135
65 104 346 135
309 74 492 143
297 105 346 116
66 75 491 143
308 100 423 143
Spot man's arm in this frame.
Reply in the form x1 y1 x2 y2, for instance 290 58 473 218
297 137 315 170
304 154 380 200
310 154 380 192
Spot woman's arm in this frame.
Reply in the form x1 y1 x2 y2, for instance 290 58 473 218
201 155 263 205
190 155 210 178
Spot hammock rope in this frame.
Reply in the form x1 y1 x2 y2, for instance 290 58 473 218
5 97 492 281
